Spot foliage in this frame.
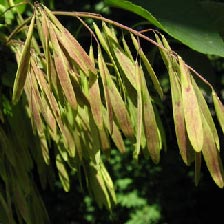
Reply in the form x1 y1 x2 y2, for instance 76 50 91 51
1 0 224 223
80 146 162 224
106 0 224 56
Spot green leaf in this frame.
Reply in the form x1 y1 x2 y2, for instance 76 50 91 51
105 0 162 29
106 0 224 57
14 0 27 14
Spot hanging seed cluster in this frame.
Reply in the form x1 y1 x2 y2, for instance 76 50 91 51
6 3 224 221
0 107 50 224
156 35 224 187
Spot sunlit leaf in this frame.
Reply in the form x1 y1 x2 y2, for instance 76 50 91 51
85 162 114 210
43 5 96 74
133 64 143 160
131 34 163 99
171 73 194 164
98 47 114 133
12 15 35 104
103 22 119 44
212 91 224 135
56 154 70 192
122 36 134 60
155 34 194 164
49 23 78 111
93 22 110 53
179 57 203 152
31 58 76 157
114 48 137 90
100 161 116 204
192 78 219 150
201 115 224 188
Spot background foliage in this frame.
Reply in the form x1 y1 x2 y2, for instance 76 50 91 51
1 0 224 223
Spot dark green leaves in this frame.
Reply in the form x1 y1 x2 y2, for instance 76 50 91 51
106 0 224 57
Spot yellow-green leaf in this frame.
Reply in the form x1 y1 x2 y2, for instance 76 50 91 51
114 48 137 90
155 34 194 164
192 79 219 150
102 22 119 44
56 154 70 192
201 115 224 188
212 91 224 135
133 64 143 160
98 47 113 133
93 22 110 53
100 161 116 204
122 36 134 60
12 15 35 104
131 34 163 99
85 162 111 209
179 57 203 152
